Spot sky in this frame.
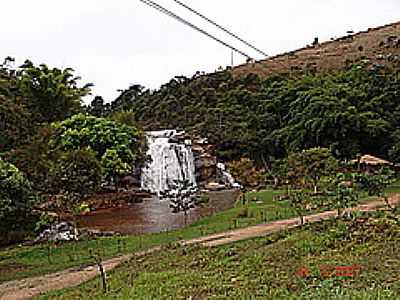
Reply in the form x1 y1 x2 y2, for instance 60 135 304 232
1 0 399 103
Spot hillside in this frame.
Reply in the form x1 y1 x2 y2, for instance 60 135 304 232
98 21 400 164
39 211 400 299
233 21 400 78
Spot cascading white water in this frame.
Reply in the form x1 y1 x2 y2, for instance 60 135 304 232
141 130 197 195
217 163 242 189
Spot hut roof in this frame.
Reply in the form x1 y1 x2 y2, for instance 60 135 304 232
353 154 391 165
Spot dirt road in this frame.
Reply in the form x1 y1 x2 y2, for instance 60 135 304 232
1 196 398 300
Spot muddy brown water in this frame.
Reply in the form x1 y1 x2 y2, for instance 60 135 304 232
76 190 239 235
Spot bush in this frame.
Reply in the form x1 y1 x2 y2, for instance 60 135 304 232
227 157 264 188
48 149 103 209
49 113 147 184
5 125 57 192
0 158 37 242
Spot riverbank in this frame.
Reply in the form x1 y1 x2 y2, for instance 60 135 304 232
2 197 399 300
41 208 400 300
0 189 284 283
1 187 399 284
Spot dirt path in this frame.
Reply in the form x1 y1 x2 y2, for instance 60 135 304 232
1 196 398 300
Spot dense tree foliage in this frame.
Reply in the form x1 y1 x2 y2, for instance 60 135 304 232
1 57 93 152
17 60 92 123
327 173 359 216
227 157 264 188
0 58 33 152
286 147 338 192
48 149 103 207
111 84 146 113
87 96 110 117
5 126 57 192
0 96 32 151
0 158 37 236
49 114 147 183
357 167 395 208
102 64 400 163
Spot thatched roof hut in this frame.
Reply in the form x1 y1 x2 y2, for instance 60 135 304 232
355 154 391 166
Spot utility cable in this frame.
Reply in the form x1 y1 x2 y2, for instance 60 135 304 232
172 0 268 57
139 0 253 59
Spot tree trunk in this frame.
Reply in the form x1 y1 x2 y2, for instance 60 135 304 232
97 260 107 294
184 209 188 226
384 196 392 210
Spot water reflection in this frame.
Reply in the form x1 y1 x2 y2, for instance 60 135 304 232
76 190 238 235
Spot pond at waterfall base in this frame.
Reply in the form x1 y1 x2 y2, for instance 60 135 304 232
76 190 240 235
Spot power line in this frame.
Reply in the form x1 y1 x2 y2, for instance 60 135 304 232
138 0 253 59
172 0 268 57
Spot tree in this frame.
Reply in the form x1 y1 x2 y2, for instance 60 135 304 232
389 143 400 164
110 110 137 127
0 57 36 152
87 96 110 117
287 148 338 192
388 130 400 164
227 157 264 189
48 149 103 210
111 84 146 113
17 60 92 123
5 125 57 192
287 189 312 225
359 167 395 209
327 173 359 216
160 179 197 225
100 149 131 184
0 158 37 239
0 96 32 152
49 114 147 184
108 65 400 163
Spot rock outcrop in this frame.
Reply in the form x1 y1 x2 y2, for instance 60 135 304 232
192 136 217 184
33 222 78 244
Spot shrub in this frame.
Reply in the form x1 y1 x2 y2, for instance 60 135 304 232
49 113 147 184
48 149 103 210
326 173 359 216
227 157 264 188
287 189 312 225
0 158 37 242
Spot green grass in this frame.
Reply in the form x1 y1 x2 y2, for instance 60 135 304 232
39 210 400 299
0 190 289 283
0 186 396 284
384 181 400 195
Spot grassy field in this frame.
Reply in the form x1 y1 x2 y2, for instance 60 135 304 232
0 186 398 284
0 190 289 283
39 210 400 299
383 181 400 195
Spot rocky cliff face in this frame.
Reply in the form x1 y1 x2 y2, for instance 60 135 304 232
192 137 217 185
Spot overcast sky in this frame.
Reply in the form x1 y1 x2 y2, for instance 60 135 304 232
1 0 399 103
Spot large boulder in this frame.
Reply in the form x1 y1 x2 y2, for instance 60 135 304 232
34 222 78 243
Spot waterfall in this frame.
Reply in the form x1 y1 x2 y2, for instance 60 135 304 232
141 130 197 195
217 163 242 189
